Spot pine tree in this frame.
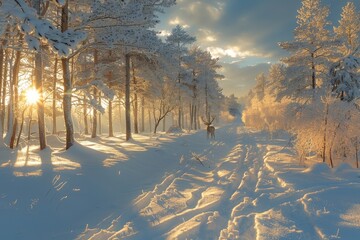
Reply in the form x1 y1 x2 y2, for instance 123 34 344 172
279 0 333 97
334 2 360 54
166 25 196 128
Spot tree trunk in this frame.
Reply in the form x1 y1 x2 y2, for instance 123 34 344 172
107 61 114 137
133 94 139 134
182 109 185 129
33 0 46 150
98 93 102 135
61 1 75 149
91 49 99 138
0 46 3 142
311 53 316 89
154 119 161 134
148 109 152 133
108 100 113 137
178 104 181 129
118 100 122 133
52 58 58 134
356 137 359 169
205 80 209 121
194 105 198 130
9 45 21 149
197 104 200 129
91 88 98 138
83 94 88 135
16 107 28 147
329 147 334 169
35 51 47 150
141 97 145 132
1 50 8 133
322 102 329 163
189 103 193 130
162 105 166 132
153 107 159 134
125 53 132 141
132 62 139 134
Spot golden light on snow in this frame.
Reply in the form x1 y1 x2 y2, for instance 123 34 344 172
25 87 40 105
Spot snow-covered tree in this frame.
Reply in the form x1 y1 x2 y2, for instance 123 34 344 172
224 94 241 117
267 63 287 98
279 0 333 97
0 0 86 56
330 55 360 102
166 25 196 128
334 2 360 54
253 73 267 101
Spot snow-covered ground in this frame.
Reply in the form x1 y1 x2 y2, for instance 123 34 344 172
1 119 360 239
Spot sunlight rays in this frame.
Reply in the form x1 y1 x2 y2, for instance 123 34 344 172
25 87 40 105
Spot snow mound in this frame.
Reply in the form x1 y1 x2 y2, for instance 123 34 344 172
303 163 330 174
166 126 184 134
334 163 354 173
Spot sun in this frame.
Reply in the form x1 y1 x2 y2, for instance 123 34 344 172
25 88 40 105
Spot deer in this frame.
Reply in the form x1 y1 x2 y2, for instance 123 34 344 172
202 116 215 139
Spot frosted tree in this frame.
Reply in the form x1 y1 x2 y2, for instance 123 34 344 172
82 0 175 140
166 25 196 128
181 47 224 126
253 73 267 101
0 0 86 56
0 0 86 150
267 63 287 99
279 0 333 97
334 2 360 54
243 68 292 133
182 47 207 130
225 94 241 117
330 56 360 102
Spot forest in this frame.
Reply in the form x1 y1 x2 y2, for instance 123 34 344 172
0 0 237 151
243 0 360 168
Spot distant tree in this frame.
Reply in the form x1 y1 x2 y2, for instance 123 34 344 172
225 94 241 117
253 73 267 101
267 63 287 99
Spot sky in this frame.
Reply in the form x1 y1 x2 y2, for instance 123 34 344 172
157 0 360 98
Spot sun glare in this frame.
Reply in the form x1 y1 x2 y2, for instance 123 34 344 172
26 88 40 105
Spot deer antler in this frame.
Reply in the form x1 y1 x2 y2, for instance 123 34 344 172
201 115 216 125
209 115 215 125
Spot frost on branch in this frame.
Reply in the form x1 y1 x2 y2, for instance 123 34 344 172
0 0 86 56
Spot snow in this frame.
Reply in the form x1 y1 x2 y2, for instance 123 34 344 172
1 119 360 239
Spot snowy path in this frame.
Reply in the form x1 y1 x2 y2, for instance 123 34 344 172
78 123 360 240
1 120 360 239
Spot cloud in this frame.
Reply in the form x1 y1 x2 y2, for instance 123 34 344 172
207 46 260 59
218 63 271 97
158 30 171 37
188 1 224 22
157 0 360 97
158 0 301 61
197 28 218 43
169 17 181 25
